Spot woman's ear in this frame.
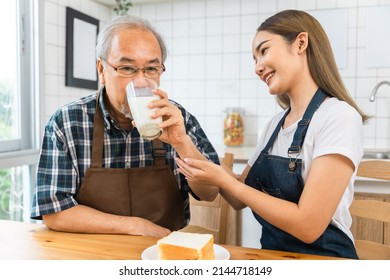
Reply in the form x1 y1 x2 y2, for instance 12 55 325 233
296 32 309 55
97 60 105 85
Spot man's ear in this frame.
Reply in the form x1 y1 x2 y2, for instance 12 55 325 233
296 32 309 55
97 60 105 85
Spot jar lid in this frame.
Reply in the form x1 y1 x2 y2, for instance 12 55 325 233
224 107 245 114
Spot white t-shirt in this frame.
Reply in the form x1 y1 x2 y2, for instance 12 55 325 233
248 97 364 241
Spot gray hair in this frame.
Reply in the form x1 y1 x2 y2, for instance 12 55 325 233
96 15 167 63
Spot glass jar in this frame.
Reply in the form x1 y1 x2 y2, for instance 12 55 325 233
224 107 244 146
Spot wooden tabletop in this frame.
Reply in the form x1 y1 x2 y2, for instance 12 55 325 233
0 219 342 260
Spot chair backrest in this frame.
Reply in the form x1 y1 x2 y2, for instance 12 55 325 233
180 153 238 245
350 160 390 259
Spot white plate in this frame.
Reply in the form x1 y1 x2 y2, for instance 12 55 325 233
141 244 230 260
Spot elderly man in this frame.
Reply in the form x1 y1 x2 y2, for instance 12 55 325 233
31 15 219 238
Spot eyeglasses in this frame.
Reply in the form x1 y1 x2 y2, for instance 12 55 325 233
101 59 165 78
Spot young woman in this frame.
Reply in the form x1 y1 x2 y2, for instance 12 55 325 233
175 10 369 259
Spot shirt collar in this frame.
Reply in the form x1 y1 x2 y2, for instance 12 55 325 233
98 86 123 132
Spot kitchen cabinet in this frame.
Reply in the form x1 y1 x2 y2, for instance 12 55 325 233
309 9 348 68
366 6 390 68
350 192 390 246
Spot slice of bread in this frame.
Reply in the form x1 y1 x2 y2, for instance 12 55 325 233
157 231 215 260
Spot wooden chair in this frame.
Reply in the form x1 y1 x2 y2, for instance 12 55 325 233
349 160 390 259
179 153 238 245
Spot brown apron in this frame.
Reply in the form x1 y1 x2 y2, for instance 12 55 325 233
76 94 185 231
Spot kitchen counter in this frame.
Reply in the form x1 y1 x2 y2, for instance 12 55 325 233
216 146 390 163
214 146 390 194
215 145 255 164
355 158 390 194
355 178 390 194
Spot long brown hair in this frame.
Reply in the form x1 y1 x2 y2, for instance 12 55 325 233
258 10 369 123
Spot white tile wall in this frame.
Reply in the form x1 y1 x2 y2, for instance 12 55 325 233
42 0 390 150
42 0 111 119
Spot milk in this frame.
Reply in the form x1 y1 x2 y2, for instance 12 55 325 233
128 95 162 140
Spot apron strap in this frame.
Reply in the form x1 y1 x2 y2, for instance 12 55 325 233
91 92 104 168
288 88 328 155
261 88 328 157
152 139 167 166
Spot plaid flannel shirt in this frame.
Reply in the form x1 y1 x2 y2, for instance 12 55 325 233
31 87 219 225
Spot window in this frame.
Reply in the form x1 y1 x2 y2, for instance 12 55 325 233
0 0 39 221
0 1 18 148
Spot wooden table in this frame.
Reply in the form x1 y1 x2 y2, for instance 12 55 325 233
0 219 342 260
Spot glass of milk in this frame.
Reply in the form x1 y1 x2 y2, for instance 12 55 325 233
125 78 162 140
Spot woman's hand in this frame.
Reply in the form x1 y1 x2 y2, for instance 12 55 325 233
176 157 248 210
175 157 229 186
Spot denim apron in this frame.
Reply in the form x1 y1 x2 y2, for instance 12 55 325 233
245 88 358 259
